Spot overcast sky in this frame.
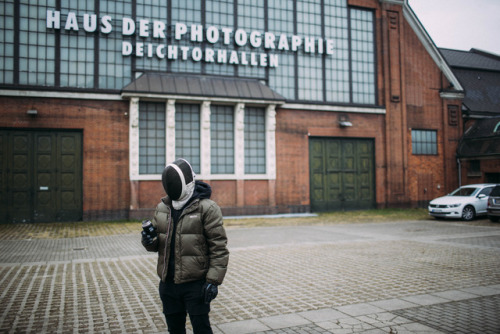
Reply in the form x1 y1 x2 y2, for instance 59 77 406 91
408 0 500 55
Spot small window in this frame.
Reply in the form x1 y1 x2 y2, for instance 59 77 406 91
468 160 481 177
411 129 437 155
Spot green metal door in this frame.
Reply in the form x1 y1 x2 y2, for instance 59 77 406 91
0 130 82 223
309 137 375 212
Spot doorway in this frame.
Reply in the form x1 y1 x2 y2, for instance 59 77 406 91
309 137 375 212
0 129 83 223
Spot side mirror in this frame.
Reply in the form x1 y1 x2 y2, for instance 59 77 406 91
478 194 487 199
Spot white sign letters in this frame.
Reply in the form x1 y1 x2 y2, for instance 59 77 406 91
46 10 336 68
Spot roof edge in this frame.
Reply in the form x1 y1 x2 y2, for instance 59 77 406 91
121 73 286 103
439 90 465 100
403 0 464 91
121 92 285 105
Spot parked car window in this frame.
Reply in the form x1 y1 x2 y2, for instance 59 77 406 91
490 186 500 197
478 187 494 196
450 187 477 196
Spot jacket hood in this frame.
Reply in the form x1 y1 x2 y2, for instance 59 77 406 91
192 180 212 200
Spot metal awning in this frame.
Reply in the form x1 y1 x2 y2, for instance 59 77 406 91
121 73 285 103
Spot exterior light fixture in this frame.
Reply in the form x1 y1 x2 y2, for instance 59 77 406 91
339 120 352 127
338 114 352 127
27 109 38 115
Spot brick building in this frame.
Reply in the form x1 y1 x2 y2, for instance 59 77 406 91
440 48 500 186
0 0 465 223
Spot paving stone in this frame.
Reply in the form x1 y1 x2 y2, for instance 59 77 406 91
459 286 500 296
217 319 270 334
335 303 386 317
259 314 310 330
401 294 450 306
368 298 418 311
297 308 346 322
430 290 479 301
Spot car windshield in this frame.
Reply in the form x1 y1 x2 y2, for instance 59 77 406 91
450 187 478 196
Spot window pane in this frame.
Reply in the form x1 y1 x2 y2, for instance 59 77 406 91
175 104 201 173
411 129 437 155
205 0 235 76
325 0 349 103
99 0 133 89
211 105 234 174
237 0 266 79
297 0 323 101
139 102 166 174
244 107 266 174
268 0 295 99
171 0 202 74
350 8 375 104
18 0 57 86
0 0 15 84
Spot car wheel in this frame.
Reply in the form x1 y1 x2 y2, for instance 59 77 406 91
489 216 499 223
462 205 475 221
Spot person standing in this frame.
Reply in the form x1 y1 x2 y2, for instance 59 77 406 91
141 158 229 334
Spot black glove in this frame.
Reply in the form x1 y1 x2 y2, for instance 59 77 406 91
202 282 218 304
141 230 155 246
141 220 157 246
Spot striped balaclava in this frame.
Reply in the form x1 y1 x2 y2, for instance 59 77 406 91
162 158 195 209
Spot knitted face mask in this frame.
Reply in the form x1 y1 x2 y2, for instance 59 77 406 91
162 158 195 201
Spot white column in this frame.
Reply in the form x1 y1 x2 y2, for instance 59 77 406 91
266 104 277 179
166 99 176 164
129 97 140 179
200 101 211 177
234 103 245 178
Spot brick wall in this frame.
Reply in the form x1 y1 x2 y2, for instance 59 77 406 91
0 96 130 221
275 108 386 210
400 12 463 206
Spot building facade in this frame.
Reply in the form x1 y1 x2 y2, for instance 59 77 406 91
0 0 464 223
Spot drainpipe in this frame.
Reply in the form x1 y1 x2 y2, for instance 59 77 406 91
457 158 462 187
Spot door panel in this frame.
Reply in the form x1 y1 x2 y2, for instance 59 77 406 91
310 137 375 212
58 133 82 221
34 133 56 222
11 132 33 223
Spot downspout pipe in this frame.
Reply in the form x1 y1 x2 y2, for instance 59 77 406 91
457 158 462 187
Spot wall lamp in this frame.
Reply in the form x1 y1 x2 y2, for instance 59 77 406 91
27 109 38 115
338 115 352 127
339 121 352 127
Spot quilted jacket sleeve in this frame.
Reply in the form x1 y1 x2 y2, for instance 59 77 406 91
202 200 229 285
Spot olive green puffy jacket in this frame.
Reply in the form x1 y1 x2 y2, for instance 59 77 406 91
143 197 229 285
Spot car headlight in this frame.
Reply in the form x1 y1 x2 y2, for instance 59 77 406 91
447 204 461 208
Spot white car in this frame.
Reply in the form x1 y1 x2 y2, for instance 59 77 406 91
428 184 498 221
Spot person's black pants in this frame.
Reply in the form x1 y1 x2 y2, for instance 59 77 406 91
159 280 213 334
165 312 212 334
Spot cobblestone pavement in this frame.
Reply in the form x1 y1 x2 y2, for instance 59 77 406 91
0 219 499 333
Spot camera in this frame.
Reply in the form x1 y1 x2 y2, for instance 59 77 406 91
142 220 157 239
